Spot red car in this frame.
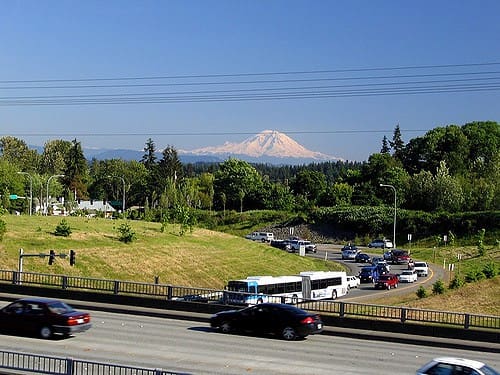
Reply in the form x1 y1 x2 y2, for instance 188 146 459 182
0 297 91 339
374 274 399 290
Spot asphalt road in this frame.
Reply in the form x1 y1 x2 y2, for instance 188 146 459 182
307 244 445 302
1 303 498 375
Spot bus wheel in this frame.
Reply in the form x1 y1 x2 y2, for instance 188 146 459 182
257 298 264 304
331 290 337 300
282 326 297 341
220 321 232 334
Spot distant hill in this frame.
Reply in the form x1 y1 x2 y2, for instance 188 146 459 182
82 130 342 165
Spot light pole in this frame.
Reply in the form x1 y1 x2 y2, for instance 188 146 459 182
46 174 64 215
17 172 33 216
107 175 126 212
380 183 397 248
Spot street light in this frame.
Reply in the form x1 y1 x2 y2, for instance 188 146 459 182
380 183 397 248
107 175 126 212
46 174 65 215
17 172 33 216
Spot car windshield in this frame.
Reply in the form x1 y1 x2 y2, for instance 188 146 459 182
47 301 74 314
415 262 427 267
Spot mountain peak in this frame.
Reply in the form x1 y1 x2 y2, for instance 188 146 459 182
183 130 342 161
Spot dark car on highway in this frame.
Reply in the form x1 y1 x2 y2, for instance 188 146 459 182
354 252 372 263
0 297 91 339
210 303 323 340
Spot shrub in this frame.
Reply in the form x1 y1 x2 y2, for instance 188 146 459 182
449 276 465 290
483 262 498 279
0 218 6 241
477 228 486 256
416 286 428 299
465 268 485 283
432 279 446 295
54 219 72 237
117 222 136 243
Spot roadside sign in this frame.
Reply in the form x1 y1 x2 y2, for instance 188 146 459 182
9 194 18 200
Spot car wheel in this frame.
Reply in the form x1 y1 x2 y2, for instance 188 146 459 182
219 321 232 334
282 326 297 341
395 283 398 288
39 325 53 339
387 285 391 290
331 290 337 300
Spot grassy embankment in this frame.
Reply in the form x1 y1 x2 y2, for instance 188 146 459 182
0 215 498 315
0 215 341 289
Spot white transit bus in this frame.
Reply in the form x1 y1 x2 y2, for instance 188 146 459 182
224 271 348 305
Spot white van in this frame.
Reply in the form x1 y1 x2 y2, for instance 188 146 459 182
245 232 274 242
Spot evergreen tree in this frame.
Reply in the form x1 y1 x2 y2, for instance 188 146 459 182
381 136 390 154
390 124 405 160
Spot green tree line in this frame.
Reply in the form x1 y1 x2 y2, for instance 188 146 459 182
1 121 498 221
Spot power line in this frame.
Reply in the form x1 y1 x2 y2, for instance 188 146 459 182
5 129 431 137
1 61 500 83
1 62 499 106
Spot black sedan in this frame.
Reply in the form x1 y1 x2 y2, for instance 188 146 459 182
0 297 91 339
354 252 372 263
210 303 323 340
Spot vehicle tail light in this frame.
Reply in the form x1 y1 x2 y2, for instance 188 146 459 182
67 314 90 325
300 317 314 324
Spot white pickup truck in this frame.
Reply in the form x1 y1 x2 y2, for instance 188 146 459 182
346 275 360 289
414 261 429 277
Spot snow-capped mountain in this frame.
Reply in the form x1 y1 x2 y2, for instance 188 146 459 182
78 130 342 165
180 130 342 163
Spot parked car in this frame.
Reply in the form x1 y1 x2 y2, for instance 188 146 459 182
210 303 323 340
368 238 393 249
270 239 292 252
245 232 274 242
416 357 499 375
0 297 91 339
399 269 418 283
303 240 317 253
414 261 429 277
374 274 399 290
346 275 360 290
359 266 380 283
354 252 372 263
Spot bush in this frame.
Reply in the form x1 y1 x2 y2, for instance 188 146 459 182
54 219 72 237
416 286 428 299
465 268 485 283
0 218 6 241
432 279 446 295
116 222 136 243
449 276 465 290
483 262 498 279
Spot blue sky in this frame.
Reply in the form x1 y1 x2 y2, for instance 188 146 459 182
1 0 499 161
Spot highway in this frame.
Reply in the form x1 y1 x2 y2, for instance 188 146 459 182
1 303 499 375
311 245 445 302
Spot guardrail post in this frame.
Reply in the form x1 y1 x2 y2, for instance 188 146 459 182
155 369 163 375
66 357 74 375
464 314 470 329
62 275 68 290
113 280 120 295
12 271 19 285
167 285 172 300
401 308 407 323
339 302 345 317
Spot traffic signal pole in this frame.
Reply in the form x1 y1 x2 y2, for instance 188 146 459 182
17 248 75 284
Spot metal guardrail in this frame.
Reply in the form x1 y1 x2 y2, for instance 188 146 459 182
1 269 499 330
0 350 180 375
